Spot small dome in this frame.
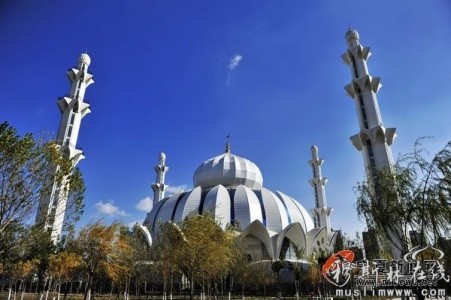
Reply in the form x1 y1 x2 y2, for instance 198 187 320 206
345 29 359 41
79 53 91 66
311 144 318 154
159 152 166 164
193 152 263 190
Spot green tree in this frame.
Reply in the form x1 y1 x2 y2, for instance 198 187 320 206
355 139 451 255
271 260 286 299
0 122 85 254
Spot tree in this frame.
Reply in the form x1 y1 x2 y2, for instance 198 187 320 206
21 226 57 296
356 139 451 256
71 221 126 300
0 122 85 253
102 225 135 300
154 214 235 300
177 214 235 300
9 259 36 300
271 260 286 299
153 221 185 300
48 250 81 300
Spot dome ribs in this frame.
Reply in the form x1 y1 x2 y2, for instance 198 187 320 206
203 185 231 229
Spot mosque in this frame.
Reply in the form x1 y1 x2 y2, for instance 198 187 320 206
139 28 398 260
142 142 337 260
37 28 398 259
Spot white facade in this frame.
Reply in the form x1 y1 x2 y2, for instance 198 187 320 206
36 53 93 244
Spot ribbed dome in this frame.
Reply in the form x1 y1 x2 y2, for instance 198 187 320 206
143 149 324 260
144 184 314 235
193 152 263 190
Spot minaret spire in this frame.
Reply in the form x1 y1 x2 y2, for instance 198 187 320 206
342 29 403 258
152 152 169 203
225 134 231 153
36 53 93 244
308 145 332 233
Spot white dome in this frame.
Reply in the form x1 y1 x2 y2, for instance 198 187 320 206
193 152 263 189
345 29 359 41
79 53 91 66
144 184 314 235
143 150 318 260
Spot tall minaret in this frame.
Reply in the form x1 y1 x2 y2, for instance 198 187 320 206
342 29 396 178
342 29 403 258
36 53 93 243
152 152 169 203
309 145 332 233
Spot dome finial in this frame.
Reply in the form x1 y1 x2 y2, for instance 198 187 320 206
225 134 231 153
79 52 91 66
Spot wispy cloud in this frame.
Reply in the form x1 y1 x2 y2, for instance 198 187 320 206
135 196 153 212
166 184 190 194
228 54 243 70
95 200 129 217
226 54 243 85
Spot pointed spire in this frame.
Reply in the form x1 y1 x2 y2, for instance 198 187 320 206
225 134 231 153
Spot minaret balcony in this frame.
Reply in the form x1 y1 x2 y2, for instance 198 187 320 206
345 76 382 99
350 126 397 151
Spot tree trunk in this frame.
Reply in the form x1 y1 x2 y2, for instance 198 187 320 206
109 282 114 300
45 278 52 300
84 273 93 300
189 276 194 300
57 278 61 300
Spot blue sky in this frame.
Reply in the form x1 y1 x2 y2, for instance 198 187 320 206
2 1 451 238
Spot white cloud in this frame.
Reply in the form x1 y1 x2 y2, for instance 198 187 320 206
127 220 143 229
166 184 190 194
228 54 243 70
95 200 129 217
136 196 153 212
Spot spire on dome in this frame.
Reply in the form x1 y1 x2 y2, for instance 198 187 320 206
225 134 231 153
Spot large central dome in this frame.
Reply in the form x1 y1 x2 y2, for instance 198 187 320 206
193 151 263 190
142 146 334 261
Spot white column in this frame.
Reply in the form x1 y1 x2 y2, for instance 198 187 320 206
342 29 396 178
152 152 169 203
309 145 332 233
36 53 93 244
342 29 404 258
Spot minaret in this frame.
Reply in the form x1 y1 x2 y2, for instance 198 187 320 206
342 29 396 178
152 152 169 203
36 53 93 243
342 29 403 258
308 145 332 233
